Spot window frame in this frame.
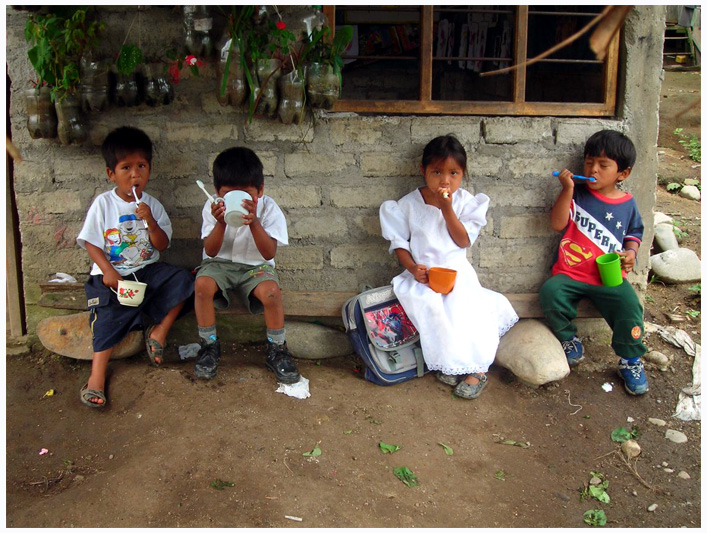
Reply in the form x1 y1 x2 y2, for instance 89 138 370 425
325 5 620 117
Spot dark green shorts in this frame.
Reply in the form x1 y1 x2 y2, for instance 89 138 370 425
196 258 279 314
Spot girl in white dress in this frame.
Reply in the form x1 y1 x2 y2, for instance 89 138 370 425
379 135 518 399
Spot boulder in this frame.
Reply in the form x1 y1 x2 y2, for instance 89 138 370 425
679 185 701 201
653 223 680 252
495 319 570 386
37 312 143 360
650 248 702 283
285 320 353 360
653 212 674 226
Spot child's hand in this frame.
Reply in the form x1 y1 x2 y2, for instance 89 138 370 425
436 187 452 205
410 264 429 284
136 202 155 227
241 195 258 226
555 169 575 190
211 199 226 224
618 249 637 272
102 269 122 290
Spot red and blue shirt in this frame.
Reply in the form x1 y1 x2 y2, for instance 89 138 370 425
551 185 643 285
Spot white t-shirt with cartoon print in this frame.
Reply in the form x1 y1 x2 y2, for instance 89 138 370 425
77 189 172 276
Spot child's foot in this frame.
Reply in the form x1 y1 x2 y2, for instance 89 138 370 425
453 373 488 399
618 359 649 395
145 324 167 366
194 339 221 380
561 335 585 366
80 380 106 408
265 342 300 384
436 372 463 386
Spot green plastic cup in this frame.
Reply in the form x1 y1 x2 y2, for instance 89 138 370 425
596 252 623 287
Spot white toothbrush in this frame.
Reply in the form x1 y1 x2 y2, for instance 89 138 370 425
196 179 216 203
132 186 149 228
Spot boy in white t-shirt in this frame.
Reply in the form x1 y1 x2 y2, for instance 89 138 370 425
77 127 194 408
193 147 298 383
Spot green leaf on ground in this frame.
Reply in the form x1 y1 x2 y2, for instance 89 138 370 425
303 445 322 457
583 509 607 527
343 430 353 435
610 427 632 442
588 485 610 503
393 467 419 487
379 442 401 454
494 470 506 481
438 442 453 455
498 439 529 448
210 479 235 491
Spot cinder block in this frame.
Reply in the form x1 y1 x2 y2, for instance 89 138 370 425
483 117 553 144
245 121 314 143
267 185 321 208
330 244 394 269
165 123 235 144
285 152 355 177
499 214 555 239
330 184 405 208
361 153 419 177
288 214 347 239
411 118 482 146
276 246 324 271
478 240 550 269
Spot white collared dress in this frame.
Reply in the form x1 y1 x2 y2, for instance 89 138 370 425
380 188 518 375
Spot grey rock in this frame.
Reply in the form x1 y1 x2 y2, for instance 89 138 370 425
285 320 353 359
653 223 680 252
653 212 673 226
650 248 702 283
665 429 688 444
647 503 658 512
664 468 674 473
648 417 667 426
678 471 691 480
644 350 670 371
495 319 570 387
679 185 701 201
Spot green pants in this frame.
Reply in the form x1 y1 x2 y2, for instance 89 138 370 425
539 274 646 359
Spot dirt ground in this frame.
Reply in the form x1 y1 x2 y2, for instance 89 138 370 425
5 72 701 528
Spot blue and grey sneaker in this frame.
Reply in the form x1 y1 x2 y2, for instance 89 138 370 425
561 335 585 366
618 359 649 395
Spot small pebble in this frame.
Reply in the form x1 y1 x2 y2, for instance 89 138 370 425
664 468 674 473
632 490 638 497
665 429 688 444
678 471 691 480
109 454 114 460
647 504 658 512
589 476 603 486
662 461 669 467
627 416 634 423
648 418 667 427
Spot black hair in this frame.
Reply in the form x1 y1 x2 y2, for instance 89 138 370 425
421 135 467 175
212 147 264 190
101 126 153 171
584 130 636 172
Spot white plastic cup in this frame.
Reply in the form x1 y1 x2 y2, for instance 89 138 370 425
112 278 147 307
222 190 251 227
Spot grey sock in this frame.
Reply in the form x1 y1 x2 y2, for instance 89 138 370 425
267 328 286 345
199 325 218 344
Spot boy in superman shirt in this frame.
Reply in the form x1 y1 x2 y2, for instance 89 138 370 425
539 130 648 395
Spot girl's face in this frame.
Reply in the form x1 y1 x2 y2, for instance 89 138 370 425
421 156 464 195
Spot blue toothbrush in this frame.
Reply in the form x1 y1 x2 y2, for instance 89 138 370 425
552 171 596 182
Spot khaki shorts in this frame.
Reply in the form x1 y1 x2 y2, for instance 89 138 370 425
196 258 279 314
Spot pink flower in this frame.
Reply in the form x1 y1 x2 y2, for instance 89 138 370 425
275 20 286 30
185 55 200 66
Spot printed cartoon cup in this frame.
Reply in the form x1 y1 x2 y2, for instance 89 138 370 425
222 190 251 227
428 267 457 294
112 278 147 306
596 253 623 287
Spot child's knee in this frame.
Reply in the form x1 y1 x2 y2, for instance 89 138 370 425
194 276 218 300
255 281 281 306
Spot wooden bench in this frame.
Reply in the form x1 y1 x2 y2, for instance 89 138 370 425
38 282 601 318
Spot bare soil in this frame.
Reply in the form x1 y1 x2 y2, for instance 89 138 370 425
5 72 701 528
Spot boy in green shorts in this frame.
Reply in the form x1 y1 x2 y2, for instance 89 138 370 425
540 130 648 395
193 147 299 383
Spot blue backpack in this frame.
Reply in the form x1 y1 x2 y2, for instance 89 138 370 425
341 286 427 385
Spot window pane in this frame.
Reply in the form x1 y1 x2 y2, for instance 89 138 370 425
526 6 606 103
432 6 515 102
336 6 421 100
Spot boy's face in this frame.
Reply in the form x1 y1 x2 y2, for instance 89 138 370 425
583 151 630 195
216 184 264 201
107 151 151 202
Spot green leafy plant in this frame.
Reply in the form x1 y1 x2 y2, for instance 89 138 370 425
674 128 701 163
302 444 322 457
583 509 607 527
610 427 640 443
379 442 401 454
685 309 700 319
25 8 105 101
116 44 143 76
666 182 682 192
580 472 610 504
210 479 235 491
672 221 689 239
393 467 418 487
644 294 655 303
688 283 701 293
438 442 454 456
303 24 354 81
494 470 506 481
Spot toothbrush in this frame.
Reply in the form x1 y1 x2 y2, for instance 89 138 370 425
196 179 216 203
132 186 149 228
552 171 596 182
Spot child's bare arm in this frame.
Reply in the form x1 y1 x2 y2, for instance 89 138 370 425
438 195 470 248
550 169 575 231
618 242 639 272
135 202 169 251
242 197 277 260
204 201 227 257
394 248 428 284
85 242 122 289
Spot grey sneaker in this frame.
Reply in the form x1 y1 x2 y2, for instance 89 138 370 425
453 373 488 399
436 372 463 386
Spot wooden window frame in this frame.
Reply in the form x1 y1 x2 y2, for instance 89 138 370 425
326 5 620 117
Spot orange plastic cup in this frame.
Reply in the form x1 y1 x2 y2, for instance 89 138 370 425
428 267 457 294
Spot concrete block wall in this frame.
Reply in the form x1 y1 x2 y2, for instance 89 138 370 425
6 6 664 339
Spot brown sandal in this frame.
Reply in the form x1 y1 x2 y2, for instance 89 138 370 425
145 325 164 366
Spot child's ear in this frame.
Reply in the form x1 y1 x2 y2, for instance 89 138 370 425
106 167 115 182
617 167 632 182
257 184 265 198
